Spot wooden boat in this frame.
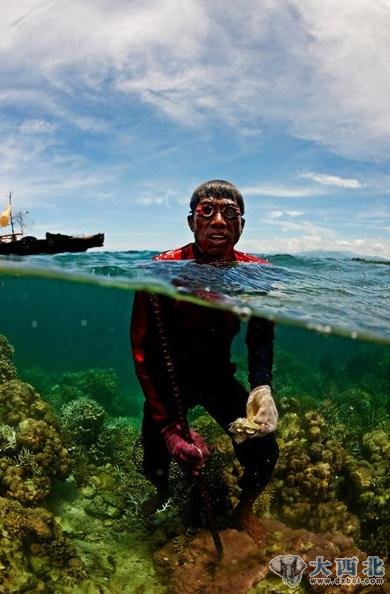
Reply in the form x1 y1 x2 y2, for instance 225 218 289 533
0 193 104 256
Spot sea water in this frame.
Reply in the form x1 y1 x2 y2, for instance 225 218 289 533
0 251 388 593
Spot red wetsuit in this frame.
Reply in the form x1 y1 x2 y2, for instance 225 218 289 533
130 243 278 493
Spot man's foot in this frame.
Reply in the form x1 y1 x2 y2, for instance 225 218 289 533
232 497 257 530
232 493 265 543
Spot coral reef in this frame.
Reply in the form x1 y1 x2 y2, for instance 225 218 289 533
0 319 387 592
50 367 123 414
0 379 70 507
60 397 106 446
0 334 17 385
154 516 367 594
0 418 70 506
0 496 85 592
270 409 361 538
344 428 390 556
0 379 57 427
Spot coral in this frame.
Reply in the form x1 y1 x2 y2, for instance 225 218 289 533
0 418 69 505
0 418 70 506
344 428 389 556
362 429 389 457
0 334 17 385
0 496 85 591
0 379 57 427
271 409 355 537
0 375 70 507
321 388 389 456
0 423 16 454
154 516 366 594
51 367 123 414
60 398 106 445
282 500 360 539
3 465 51 505
272 405 389 557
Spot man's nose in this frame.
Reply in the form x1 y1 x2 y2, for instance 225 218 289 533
210 210 227 225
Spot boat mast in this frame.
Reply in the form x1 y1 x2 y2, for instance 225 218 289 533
8 191 16 239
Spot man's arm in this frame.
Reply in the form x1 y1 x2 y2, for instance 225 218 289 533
230 316 278 438
130 291 171 425
246 317 275 389
131 291 209 474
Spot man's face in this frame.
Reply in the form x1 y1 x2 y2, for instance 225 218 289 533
188 196 244 260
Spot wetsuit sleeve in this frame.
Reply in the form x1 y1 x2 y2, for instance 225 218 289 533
245 317 275 389
130 291 171 426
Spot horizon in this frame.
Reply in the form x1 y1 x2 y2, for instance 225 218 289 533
1 1 389 258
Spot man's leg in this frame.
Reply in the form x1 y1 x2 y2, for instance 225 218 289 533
141 405 171 503
232 431 279 523
201 378 279 514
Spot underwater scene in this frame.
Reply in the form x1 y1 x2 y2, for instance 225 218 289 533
0 251 388 593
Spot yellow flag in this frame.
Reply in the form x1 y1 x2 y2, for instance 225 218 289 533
0 205 11 227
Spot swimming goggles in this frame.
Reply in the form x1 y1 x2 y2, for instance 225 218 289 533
194 202 242 220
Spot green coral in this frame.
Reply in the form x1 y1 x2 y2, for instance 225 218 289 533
60 398 106 446
0 334 17 385
0 496 85 591
271 409 358 538
344 428 389 556
50 368 123 414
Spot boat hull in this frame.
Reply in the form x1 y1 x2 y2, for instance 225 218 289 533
0 233 104 255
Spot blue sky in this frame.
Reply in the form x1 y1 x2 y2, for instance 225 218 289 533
1 0 389 257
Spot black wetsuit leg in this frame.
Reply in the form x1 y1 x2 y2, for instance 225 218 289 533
200 377 279 493
141 404 171 495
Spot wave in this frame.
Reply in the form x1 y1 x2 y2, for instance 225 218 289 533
0 250 389 344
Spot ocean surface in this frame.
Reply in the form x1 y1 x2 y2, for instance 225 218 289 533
0 249 388 593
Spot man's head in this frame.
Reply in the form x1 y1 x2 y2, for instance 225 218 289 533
188 180 245 261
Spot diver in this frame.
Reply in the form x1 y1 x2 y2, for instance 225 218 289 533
130 179 279 524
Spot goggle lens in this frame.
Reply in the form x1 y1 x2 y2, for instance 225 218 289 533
195 203 241 220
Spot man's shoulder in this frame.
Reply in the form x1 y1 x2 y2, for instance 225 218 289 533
153 243 195 261
234 250 269 264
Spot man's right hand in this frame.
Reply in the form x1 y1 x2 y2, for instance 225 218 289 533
161 423 209 477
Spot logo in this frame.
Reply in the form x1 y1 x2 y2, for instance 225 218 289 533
269 554 385 588
269 555 307 588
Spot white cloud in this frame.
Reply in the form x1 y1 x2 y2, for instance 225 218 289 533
286 210 304 217
1 1 390 160
268 210 284 218
300 171 364 188
134 190 174 206
240 235 390 258
19 119 57 134
269 209 304 218
242 184 321 198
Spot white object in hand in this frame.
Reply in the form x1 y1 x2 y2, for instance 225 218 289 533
229 385 278 443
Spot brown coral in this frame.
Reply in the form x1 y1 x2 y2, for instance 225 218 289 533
0 496 86 590
0 379 57 427
0 414 70 506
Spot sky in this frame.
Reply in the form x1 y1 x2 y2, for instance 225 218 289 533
1 0 389 257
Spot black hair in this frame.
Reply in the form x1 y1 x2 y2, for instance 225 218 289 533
189 180 245 214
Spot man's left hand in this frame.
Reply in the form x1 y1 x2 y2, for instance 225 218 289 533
246 385 278 433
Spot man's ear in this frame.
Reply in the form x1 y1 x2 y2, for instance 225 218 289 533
187 214 195 232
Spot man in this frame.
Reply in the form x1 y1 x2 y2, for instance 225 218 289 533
131 179 278 522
